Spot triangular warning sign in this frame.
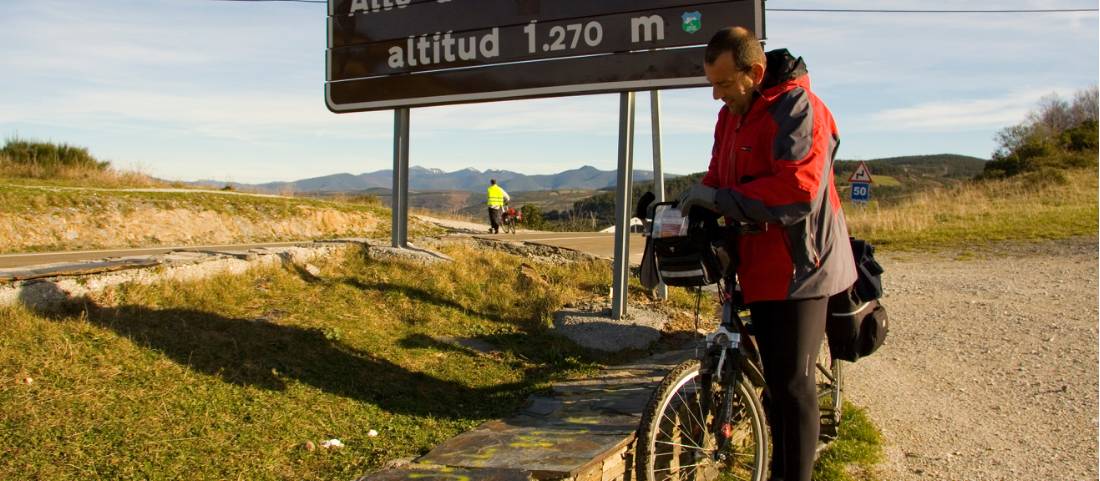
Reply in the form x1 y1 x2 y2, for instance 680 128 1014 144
848 161 873 183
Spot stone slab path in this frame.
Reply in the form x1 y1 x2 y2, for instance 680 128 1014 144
358 350 695 481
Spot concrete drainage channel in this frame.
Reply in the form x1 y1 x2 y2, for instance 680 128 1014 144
0 239 451 309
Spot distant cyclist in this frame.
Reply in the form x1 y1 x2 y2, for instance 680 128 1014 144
502 205 522 234
486 179 510 234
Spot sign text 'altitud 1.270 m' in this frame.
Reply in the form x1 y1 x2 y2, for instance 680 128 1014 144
325 0 764 113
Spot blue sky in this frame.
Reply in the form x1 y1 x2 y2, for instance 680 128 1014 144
1 0 1096 183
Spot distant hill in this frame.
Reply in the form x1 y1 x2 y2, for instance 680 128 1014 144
838 154 986 181
835 154 987 204
194 165 680 194
566 154 988 227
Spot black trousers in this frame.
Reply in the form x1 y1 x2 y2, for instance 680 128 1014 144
749 296 828 481
488 207 502 232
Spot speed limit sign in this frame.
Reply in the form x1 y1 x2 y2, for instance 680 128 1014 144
851 182 870 203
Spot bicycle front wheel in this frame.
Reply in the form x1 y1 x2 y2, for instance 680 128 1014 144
636 359 768 481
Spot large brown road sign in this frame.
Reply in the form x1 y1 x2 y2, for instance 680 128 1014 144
326 0 764 112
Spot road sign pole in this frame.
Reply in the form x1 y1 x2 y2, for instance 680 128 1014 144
649 90 668 301
392 108 410 248
612 91 636 320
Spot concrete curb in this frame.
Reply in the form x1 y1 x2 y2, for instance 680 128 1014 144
0 239 453 310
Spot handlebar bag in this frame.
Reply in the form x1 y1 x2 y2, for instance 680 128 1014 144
649 205 726 287
653 236 724 287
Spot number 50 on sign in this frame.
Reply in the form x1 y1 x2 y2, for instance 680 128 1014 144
850 182 871 203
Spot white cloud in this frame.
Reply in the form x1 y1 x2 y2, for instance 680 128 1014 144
0 2 285 81
0 87 391 142
412 96 619 135
768 0 1098 95
865 88 1079 131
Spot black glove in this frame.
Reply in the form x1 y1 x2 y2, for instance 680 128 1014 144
678 184 719 217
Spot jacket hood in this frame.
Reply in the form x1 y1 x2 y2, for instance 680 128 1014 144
761 48 809 94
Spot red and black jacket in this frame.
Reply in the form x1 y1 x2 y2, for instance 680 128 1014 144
703 49 856 304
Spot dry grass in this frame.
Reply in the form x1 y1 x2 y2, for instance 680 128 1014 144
845 168 1098 249
409 206 482 224
0 154 167 189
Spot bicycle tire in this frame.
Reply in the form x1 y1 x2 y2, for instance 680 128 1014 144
815 342 843 441
636 359 768 481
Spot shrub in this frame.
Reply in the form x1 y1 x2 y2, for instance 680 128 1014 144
520 204 545 230
1 137 109 173
0 137 164 187
983 86 1099 179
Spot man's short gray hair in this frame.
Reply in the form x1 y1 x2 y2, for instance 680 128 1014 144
704 26 764 71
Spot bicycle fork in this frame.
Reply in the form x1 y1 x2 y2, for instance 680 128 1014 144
701 321 744 463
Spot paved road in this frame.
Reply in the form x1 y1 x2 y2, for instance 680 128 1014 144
473 232 647 265
0 242 309 269
0 232 643 270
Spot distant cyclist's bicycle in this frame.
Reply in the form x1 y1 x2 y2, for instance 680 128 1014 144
633 200 843 481
502 207 520 234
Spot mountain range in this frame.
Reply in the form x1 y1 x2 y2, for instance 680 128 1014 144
194 165 679 193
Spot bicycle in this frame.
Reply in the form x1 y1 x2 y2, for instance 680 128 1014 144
502 207 519 234
633 201 844 481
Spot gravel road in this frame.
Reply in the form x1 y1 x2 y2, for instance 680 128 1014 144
846 237 1098 480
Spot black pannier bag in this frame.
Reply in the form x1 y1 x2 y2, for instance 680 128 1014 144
826 290 888 362
826 237 888 362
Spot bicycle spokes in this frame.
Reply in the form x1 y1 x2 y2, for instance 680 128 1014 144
648 378 760 481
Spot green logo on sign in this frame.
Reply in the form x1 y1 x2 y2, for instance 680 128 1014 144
682 11 702 34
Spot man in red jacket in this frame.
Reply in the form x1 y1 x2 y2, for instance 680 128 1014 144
679 27 856 481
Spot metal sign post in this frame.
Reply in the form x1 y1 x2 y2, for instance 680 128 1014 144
392 108 410 248
612 92 636 320
649 90 668 300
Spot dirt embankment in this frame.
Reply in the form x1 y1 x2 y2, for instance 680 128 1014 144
0 195 382 253
848 238 1098 480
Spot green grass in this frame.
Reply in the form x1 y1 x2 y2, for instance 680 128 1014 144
0 244 640 480
845 167 1098 250
866 175 900 187
1 137 107 172
813 402 884 481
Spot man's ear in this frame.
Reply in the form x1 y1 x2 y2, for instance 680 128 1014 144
750 62 766 87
